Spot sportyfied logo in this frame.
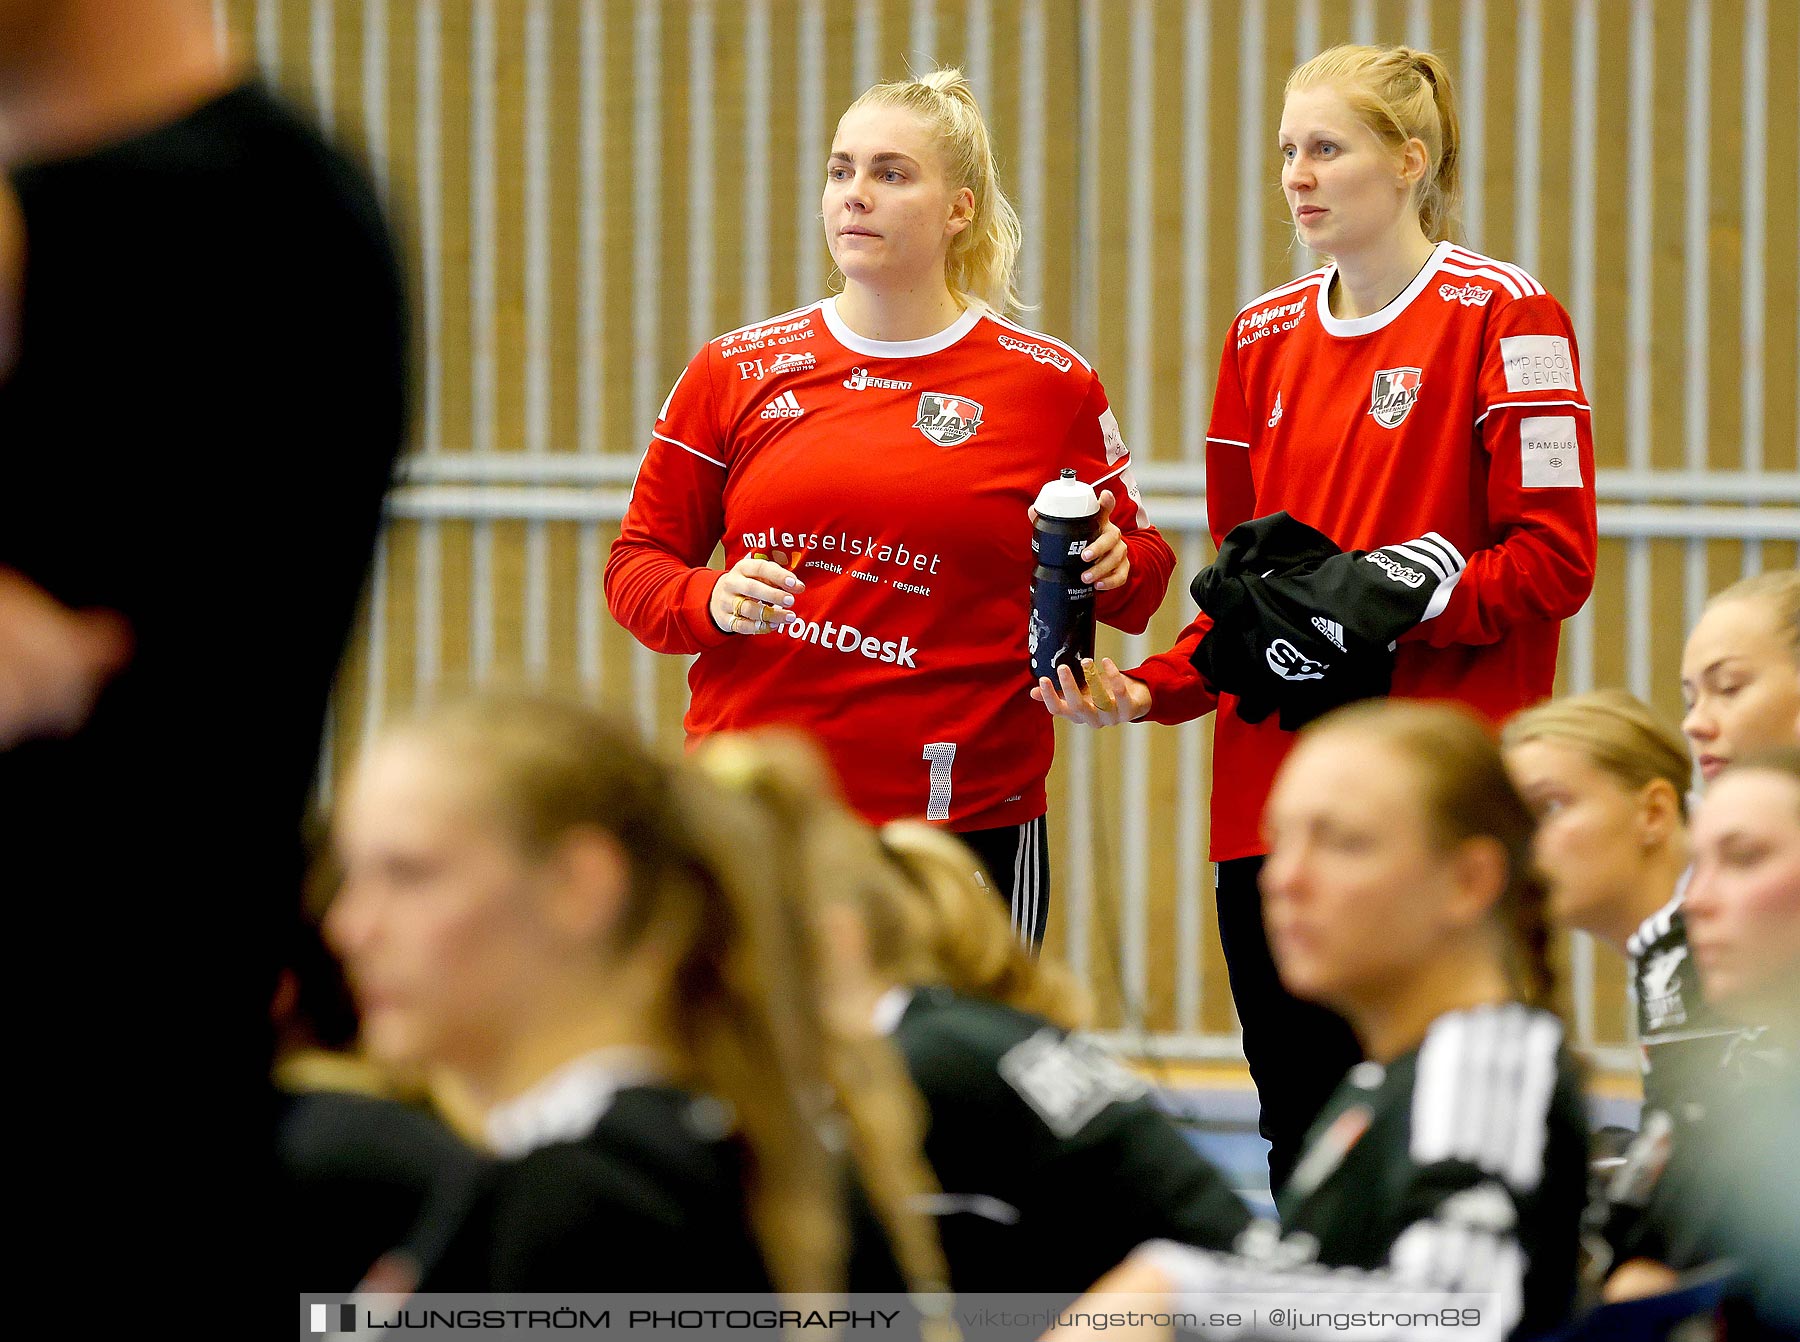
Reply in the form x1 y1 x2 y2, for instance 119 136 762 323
1369 367 1422 428
1266 639 1327 681
1438 281 1495 307
782 616 920 667
997 333 1073 372
914 393 984 446
1366 550 1427 588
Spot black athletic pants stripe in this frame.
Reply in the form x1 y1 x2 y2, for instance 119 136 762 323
960 816 1050 950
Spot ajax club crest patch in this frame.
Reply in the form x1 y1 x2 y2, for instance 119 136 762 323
914 392 985 446
1369 366 1423 428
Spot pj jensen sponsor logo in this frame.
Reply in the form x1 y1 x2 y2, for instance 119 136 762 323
843 366 913 391
735 350 817 381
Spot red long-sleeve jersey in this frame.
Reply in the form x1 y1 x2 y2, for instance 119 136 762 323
606 298 1175 831
1131 242 1598 860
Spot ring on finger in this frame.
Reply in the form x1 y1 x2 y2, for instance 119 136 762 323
732 595 750 619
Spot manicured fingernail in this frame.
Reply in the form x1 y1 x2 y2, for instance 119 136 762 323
785 577 799 590
781 594 794 607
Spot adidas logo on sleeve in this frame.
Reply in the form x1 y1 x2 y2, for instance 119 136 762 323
1310 616 1347 652
760 390 804 420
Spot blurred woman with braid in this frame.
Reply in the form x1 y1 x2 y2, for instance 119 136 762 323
697 735 1251 1301
1055 702 1587 1342
1502 690 1740 1125
325 696 947 1297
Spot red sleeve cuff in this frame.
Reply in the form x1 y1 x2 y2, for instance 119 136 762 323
680 567 734 649
1127 648 1219 726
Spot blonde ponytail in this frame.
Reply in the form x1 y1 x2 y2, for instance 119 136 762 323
845 67 1026 314
694 733 955 1307
876 820 1090 1031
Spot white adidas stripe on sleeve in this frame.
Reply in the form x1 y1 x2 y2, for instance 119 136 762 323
1412 1005 1562 1193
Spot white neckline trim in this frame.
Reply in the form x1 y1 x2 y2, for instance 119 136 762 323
1314 240 1454 338
873 986 915 1037
1627 867 1691 960
483 1047 668 1158
822 297 984 358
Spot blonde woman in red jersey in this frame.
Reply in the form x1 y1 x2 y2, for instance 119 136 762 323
606 70 1174 945
1036 44 1598 1191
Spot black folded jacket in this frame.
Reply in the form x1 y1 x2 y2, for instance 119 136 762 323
1189 511 1465 731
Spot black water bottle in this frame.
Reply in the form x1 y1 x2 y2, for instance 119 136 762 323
1029 469 1100 683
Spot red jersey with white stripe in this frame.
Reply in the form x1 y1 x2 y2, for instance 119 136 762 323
1131 242 1597 860
606 298 1175 831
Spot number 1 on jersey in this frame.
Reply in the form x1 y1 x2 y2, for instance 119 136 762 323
922 742 957 822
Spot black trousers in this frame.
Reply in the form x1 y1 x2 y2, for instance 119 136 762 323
959 816 1050 949
1215 853 1364 1196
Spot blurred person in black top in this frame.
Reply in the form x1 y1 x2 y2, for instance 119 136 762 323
1054 703 1587 1342
0 0 406 1314
1603 749 1800 1335
326 697 950 1300
1503 690 1739 1124
697 736 1252 1302
273 890 485 1294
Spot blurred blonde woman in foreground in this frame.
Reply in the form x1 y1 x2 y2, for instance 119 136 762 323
327 695 945 1296
697 733 1251 1302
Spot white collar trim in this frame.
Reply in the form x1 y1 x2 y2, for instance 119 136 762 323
483 1047 667 1158
1627 867 1692 960
822 297 984 358
1314 240 1454 338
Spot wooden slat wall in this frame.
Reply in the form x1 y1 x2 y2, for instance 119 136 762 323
221 0 1797 1052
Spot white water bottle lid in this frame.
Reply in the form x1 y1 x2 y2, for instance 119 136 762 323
1034 468 1099 519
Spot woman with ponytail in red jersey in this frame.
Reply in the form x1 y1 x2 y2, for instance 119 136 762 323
607 70 1174 946
1036 45 1597 1192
